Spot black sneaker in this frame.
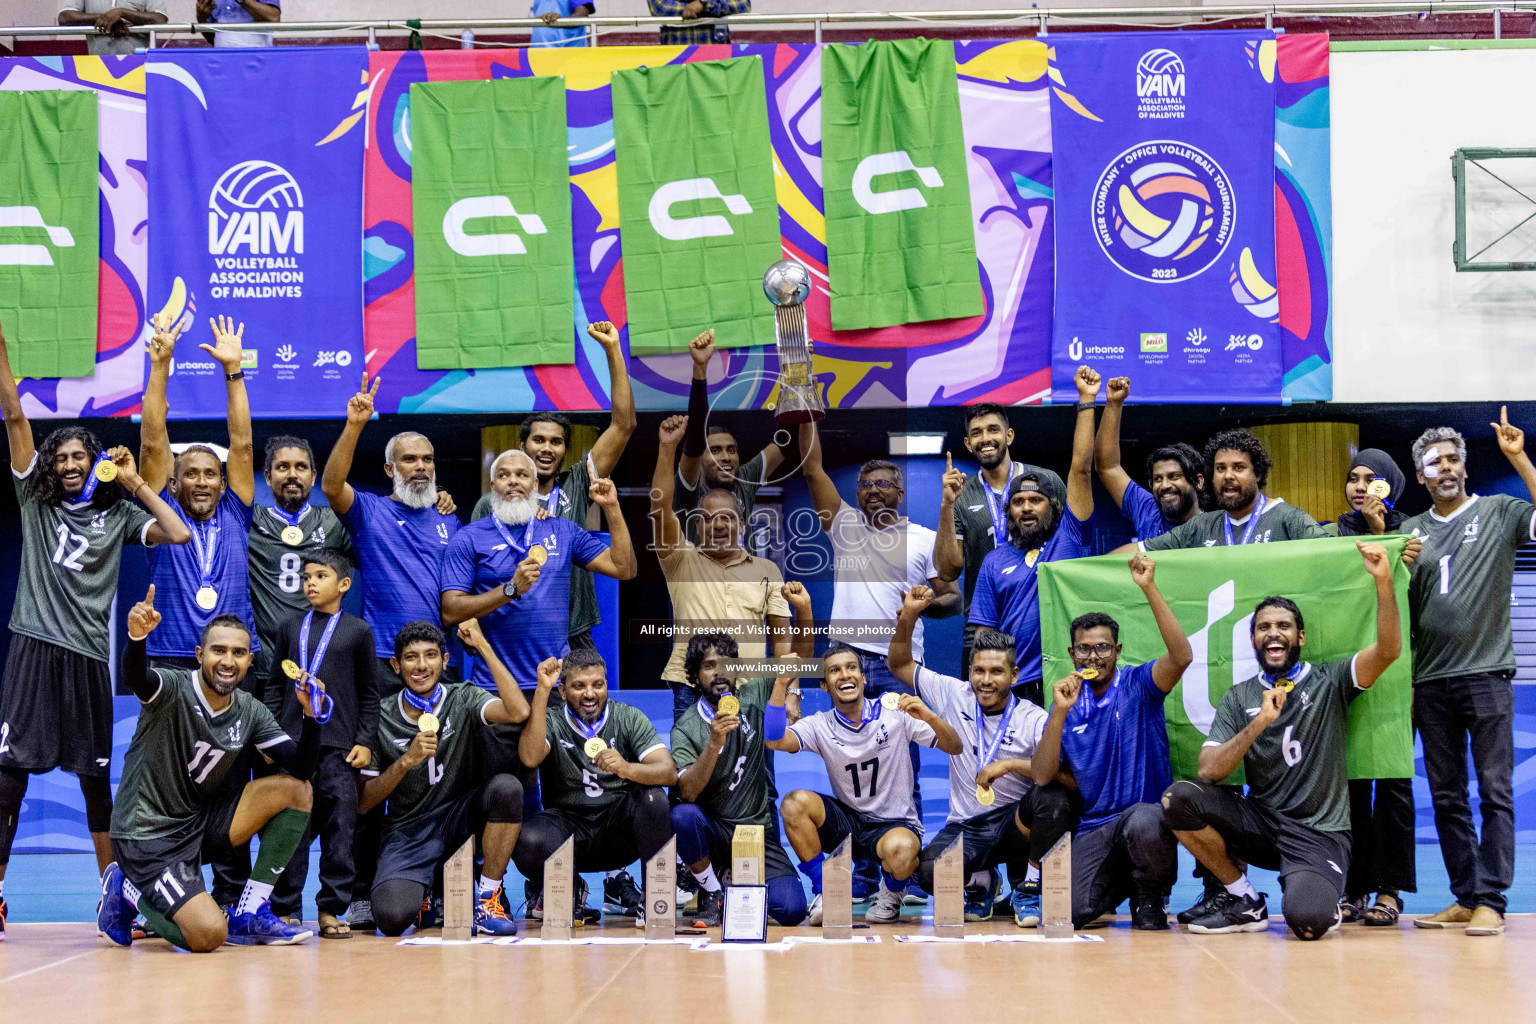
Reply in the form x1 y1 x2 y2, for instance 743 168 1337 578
1186 891 1269 934
1131 891 1171 931
1176 883 1227 925
575 877 601 926
603 870 643 918
526 890 545 922
692 888 724 928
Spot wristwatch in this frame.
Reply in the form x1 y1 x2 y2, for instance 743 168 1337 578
503 580 522 601
225 370 244 381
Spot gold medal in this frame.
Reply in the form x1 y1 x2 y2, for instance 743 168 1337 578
195 586 218 611
1080 668 1099 681
94 460 118 482
417 712 440 735
975 784 995 806
281 525 304 546
1366 479 1391 500
880 692 902 711
1280 681 1295 693
717 695 740 716
281 659 302 680
528 544 548 565
584 737 607 759
1024 548 1040 569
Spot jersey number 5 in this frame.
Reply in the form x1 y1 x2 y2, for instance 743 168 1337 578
581 769 602 798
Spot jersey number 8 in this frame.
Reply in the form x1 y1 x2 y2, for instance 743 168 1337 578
278 552 303 593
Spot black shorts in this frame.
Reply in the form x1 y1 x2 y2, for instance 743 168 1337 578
0 635 114 777
816 794 917 861
375 789 485 889
1168 780 1352 896
920 799 1027 874
112 787 243 919
529 798 655 873
690 808 798 881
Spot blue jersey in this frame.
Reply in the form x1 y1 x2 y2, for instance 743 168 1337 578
147 486 258 658
968 510 1091 682
1059 661 1171 832
1120 480 1173 542
439 515 607 690
530 0 591 46
341 491 460 658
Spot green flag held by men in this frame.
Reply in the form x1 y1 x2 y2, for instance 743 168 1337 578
613 57 780 356
0 90 98 378
411 77 574 369
821 38 981 330
1038 535 1415 783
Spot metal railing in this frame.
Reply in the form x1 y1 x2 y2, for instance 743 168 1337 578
3 1 1531 46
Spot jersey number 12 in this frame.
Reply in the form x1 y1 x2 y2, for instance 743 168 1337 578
52 524 89 571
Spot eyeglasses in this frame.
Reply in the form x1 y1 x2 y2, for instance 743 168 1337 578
1072 643 1116 657
857 479 899 492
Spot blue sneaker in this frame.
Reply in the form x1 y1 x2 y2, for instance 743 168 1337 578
227 900 313 945
1011 881 1042 928
965 871 1001 923
97 863 134 946
475 885 519 937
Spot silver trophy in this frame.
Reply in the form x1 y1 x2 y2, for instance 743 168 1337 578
763 259 825 425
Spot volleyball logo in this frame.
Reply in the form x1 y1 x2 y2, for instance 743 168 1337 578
1135 48 1186 119
1092 140 1235 284
207 160 305 256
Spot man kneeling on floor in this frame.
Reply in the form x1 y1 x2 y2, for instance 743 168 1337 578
359 620 530 937
99 589 320 950
1162 542 1403 940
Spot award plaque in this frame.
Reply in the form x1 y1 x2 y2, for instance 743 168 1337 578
721 886 769 942
1041 833 1073 938
932 836 965 936
731 824 765 886
644 837 678 940
822 835 854 940
442 836 475 940
542 836 576 940
762 260 825 426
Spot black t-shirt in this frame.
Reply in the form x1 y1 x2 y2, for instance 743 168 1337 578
263 609 380 751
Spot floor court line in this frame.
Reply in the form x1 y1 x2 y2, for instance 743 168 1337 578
0 948 100 985
558 943 646 1024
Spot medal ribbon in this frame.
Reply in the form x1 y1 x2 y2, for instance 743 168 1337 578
564 704 608 741
974 694 1017 769
983 460 1021 545
183 506 222 594
1075 671 1117 724
78 452 113 502
833 698 880 730
402 683 444 713
491 513 539 561
269 503 311 532
296 610 340 724
1221 493 1267 547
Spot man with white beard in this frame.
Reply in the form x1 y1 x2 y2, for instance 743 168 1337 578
322 374 465 689
440 449 636 694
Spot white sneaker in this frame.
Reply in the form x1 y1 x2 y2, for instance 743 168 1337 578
865 883 904 925
806 893 824 926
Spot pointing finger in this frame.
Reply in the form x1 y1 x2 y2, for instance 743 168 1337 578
145 583 156 605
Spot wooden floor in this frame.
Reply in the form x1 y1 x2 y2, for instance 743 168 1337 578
2 916 1529 1023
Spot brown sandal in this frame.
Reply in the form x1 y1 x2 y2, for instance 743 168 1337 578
319 914 352 939
1362 893 1402 927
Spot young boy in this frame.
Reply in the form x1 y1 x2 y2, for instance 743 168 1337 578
261 550 379 938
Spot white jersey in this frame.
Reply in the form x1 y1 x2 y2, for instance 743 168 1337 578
914 666 1048 823
828 501 939 659
788 700 938 826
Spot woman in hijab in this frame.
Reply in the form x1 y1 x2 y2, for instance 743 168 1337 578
1326 448 1415 925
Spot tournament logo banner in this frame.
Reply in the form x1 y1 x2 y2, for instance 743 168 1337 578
147 47 368 418
1049 31 1282 403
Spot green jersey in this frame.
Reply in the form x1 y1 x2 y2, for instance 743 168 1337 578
1206 658 1360 832
11 453 154 662
247 504 351 651
364 683 493 829
538 700 667 811
1142 499 1327 552
473 460 598 635
111 668 289 841
670 678 777 826
674 450 769 555
1403 493 1536 683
